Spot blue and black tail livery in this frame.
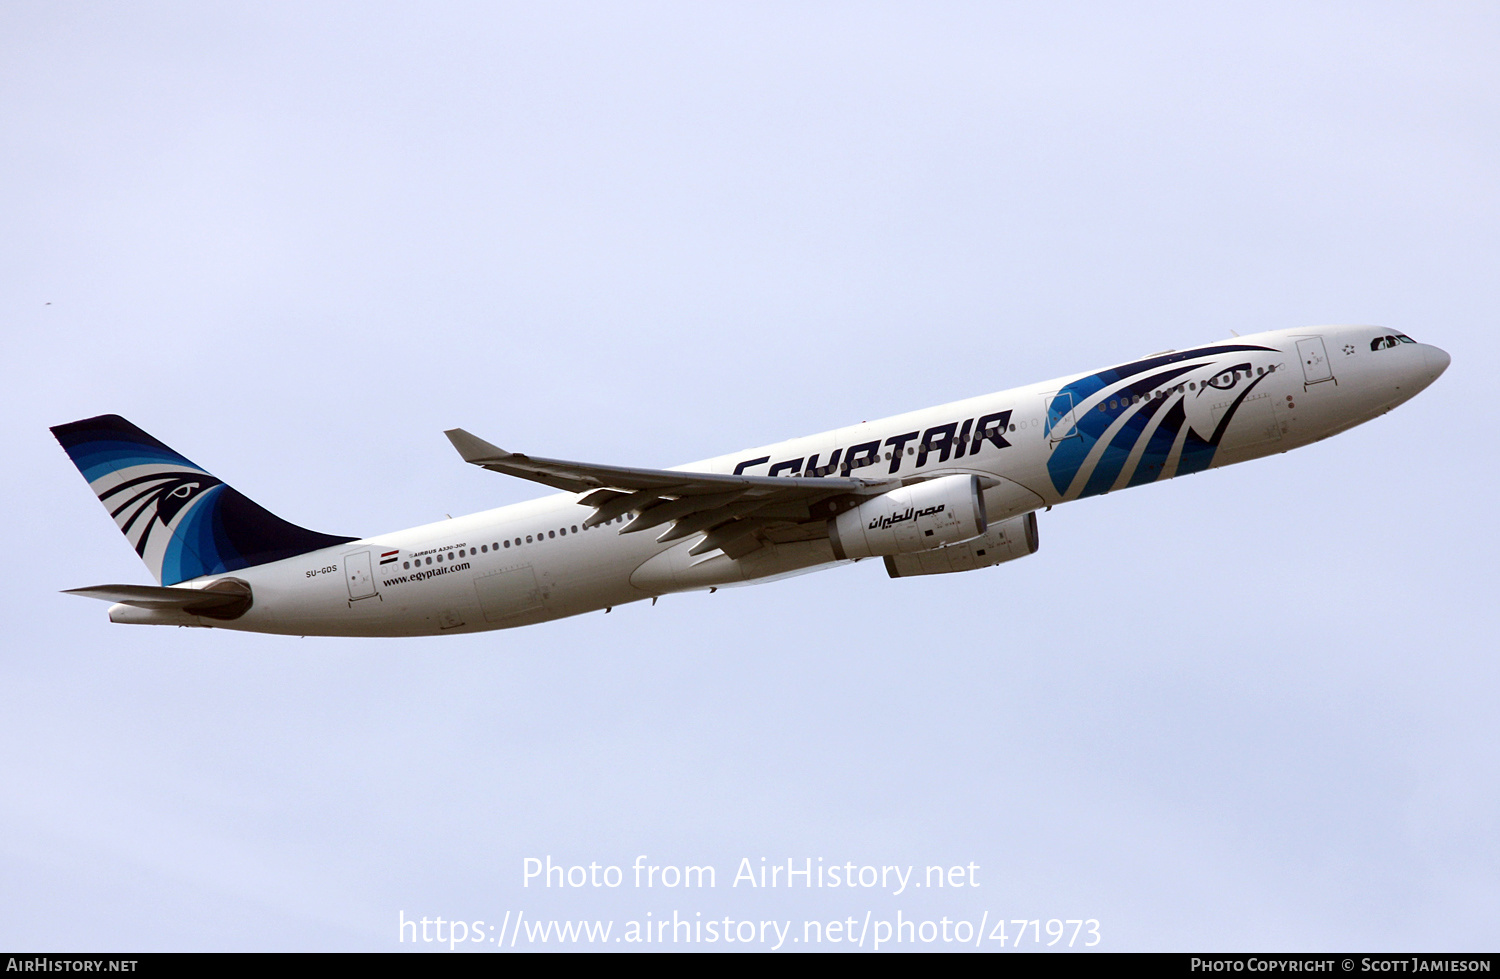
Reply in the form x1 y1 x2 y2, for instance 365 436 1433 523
51 414 357 585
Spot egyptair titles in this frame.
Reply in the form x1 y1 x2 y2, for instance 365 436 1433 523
733 410 1014 479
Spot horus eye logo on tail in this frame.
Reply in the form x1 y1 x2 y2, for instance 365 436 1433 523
52 414 357 585
99 468 223 563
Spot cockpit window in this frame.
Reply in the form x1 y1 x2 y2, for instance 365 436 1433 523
1372 332 1418 351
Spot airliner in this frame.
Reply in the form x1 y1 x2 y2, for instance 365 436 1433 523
53 325 1449 637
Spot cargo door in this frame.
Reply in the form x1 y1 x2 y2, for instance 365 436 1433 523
474 565 542 622
1211 394 1281 449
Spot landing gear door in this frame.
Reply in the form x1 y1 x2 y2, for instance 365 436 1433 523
345 551 377 601
1045 391 1079 444
1296 336 1335 386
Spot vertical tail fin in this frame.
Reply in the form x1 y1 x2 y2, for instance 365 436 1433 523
51 414 357 585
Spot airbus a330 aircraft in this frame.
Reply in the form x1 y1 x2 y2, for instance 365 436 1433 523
54 325 1448 637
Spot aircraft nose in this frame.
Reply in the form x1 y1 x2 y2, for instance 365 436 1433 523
1425 345 1451 382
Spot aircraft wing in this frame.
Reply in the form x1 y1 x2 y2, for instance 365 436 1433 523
444 428 898 558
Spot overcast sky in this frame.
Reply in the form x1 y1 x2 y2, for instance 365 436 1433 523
2 1 1496 952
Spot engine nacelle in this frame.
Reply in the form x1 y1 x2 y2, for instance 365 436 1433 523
829 474 986 561
884 511 1039 577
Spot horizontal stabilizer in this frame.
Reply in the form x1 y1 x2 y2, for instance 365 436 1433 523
63 579 252 620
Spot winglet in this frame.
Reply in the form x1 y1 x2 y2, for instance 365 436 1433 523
444 428 510 465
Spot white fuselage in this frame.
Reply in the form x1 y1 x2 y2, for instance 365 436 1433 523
128 325 1447 637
